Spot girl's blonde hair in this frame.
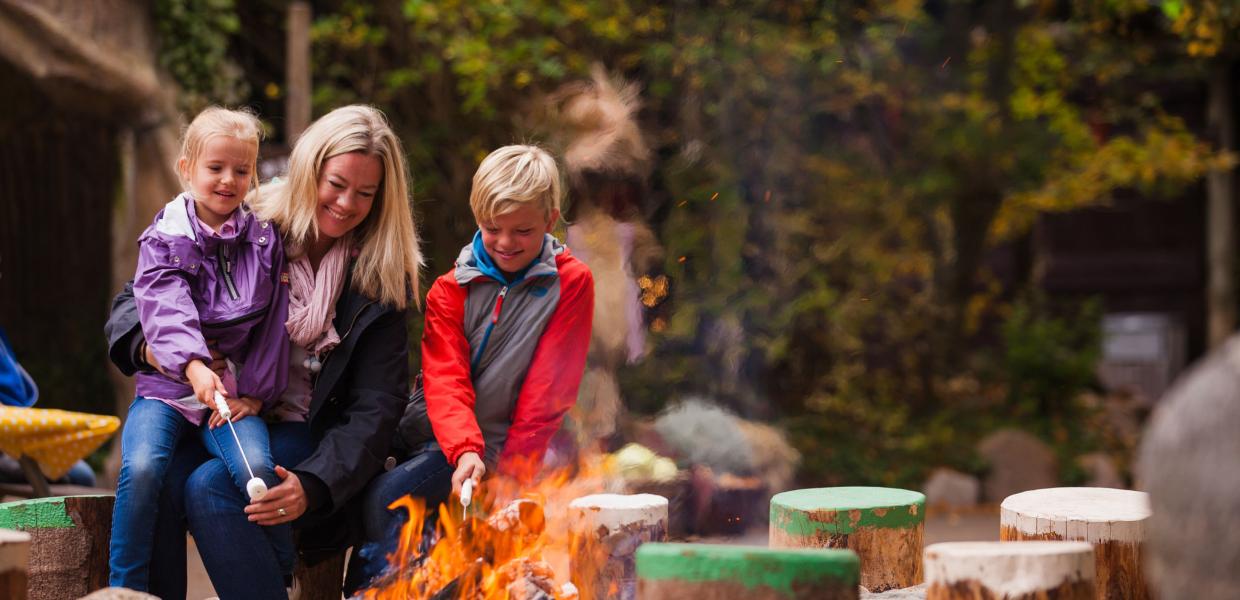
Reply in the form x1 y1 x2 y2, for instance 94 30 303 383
178 106 263 194
252 105 421 309
469 144 562 224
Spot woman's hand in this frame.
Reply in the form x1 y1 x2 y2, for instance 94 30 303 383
185 360 225 407
451 452 486 497
208 396 261 429
245 466 307 526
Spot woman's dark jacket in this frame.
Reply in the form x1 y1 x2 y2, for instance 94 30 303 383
105 269 410 560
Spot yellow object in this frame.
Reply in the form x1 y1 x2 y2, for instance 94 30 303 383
0 407 119 480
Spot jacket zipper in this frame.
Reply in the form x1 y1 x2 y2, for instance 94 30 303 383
315 300 376 381
470 286 508 370
201 305 267 329
217 244 240 301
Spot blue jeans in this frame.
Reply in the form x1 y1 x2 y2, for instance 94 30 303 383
200 414 294 576
109 397 194 590
343 443 453 594
187 421 315 599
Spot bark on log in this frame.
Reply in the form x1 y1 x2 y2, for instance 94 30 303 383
0 495 112 600
999 487 1150 600
293 549 346 600
925 541 1094 600
770 487 925 592
0 528 30 600
569 493 667 600
637 543 859 600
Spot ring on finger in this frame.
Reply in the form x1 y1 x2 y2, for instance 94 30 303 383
278 507 287 517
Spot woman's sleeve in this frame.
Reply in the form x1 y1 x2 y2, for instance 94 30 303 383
422 272 486 466
133 237 211 380
294 305 409 512
497 257 594 479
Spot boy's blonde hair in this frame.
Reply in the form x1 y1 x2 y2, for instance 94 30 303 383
251 105 422 309
469 145 562 224
178 106 263 193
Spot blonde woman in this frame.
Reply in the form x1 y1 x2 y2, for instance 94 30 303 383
106 105 422 598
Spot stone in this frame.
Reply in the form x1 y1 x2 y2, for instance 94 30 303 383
1139 335 1240 598
976 429 1056 503
921 468 979 508
1077 452 1124 489
78 588 159 600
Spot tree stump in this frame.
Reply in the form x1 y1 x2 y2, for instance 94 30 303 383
293 549 346 600
568 493 667 600
1000 487 1150 600
0 495 112 600
924 541 1095 600
769 487 924 592
637 543 860 600
0 528 30 600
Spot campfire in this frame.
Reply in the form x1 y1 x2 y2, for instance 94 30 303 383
360 462 611 600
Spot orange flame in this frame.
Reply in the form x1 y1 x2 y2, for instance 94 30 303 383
361 456 612 600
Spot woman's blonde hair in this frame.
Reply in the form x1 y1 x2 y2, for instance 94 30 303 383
469 144 562 224
252 105 421 309
178 106 263 194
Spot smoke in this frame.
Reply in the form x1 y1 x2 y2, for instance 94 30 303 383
653 398 800 493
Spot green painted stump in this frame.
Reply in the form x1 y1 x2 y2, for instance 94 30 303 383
769 487 925 592
0 495 113 600
636 543 860 600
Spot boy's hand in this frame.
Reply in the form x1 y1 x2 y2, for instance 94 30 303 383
452 452 486 497
186 359 225 408
208 396 262 429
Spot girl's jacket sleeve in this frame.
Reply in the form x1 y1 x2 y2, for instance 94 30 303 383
234 236 290 407
422 272 486 466
133 235 212 381
497 256 594 479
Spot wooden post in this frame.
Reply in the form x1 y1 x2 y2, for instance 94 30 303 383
0 495 113 600
293 549 346 600
637 543 859 600
1207 59 1236 348
0 529 30 600
769 487 924 592
286 1 312 143
1000 487 1150 600
925 541 1095 600
568 493 667 600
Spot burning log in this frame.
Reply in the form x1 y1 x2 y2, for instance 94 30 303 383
568 493 667 600
769 487 924 592
1000 487 1151 600
635 543 860 599
924 541 1095 600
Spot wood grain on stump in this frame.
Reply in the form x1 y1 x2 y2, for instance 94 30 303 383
925 541 1094 600
569 493 667 600
0 495 112 600
293 549 347 600
1000 487 1150 600
0 528 30 600
770 487 924 592
636 543 859 600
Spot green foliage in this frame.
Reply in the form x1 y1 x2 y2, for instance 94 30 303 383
153 0 249 112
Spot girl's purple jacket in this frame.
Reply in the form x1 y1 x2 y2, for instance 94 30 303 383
133 194 290 424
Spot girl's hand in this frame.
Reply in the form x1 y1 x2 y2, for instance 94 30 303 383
186 360 225 407
208 396 262 429
452 451 486 497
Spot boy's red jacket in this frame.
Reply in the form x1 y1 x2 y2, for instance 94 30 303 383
421 233 594 478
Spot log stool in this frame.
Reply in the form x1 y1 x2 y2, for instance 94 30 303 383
0 495 112 600
769 487 924 592
1000 487 1150 600
636 543 860 600
0 529 30 600
924 541 1095 599
568 493 667 600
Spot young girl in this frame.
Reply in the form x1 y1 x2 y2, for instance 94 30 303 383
109 107 293 591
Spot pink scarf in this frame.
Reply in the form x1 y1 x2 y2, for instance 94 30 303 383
286 240 349 355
